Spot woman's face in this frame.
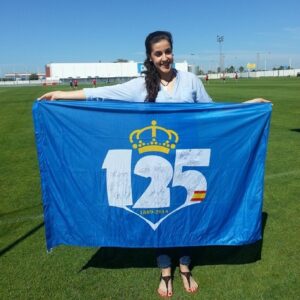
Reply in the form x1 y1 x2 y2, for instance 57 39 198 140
149 39 174 76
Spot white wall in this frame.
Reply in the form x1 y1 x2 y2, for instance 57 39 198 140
0 80 46 86
47 62 188 80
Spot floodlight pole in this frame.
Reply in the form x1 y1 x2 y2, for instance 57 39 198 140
263 52 271 72
217 35 224 73
256 52 260 71
264 54 267 71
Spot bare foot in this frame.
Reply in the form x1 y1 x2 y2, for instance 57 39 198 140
157 267 173 297
179 264 198 293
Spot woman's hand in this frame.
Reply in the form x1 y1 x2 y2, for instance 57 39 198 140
243 98 271 103
38 91 64 101
37 90 86 101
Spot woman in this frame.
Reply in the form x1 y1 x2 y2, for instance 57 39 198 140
39 31 269 297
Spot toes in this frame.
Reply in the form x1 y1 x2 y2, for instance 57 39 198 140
158 289 172 298
157 289 166 297
189 285 198 293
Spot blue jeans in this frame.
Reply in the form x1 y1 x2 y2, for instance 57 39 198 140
156 248 191 268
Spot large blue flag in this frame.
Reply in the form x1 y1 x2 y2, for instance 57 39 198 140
33 101 272 250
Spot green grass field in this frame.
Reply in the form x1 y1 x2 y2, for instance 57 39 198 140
1 77 299 299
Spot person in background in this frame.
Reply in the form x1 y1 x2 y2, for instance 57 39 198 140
222 72 226 83
38 31 270 298
73 79 78 89
205 73 209 84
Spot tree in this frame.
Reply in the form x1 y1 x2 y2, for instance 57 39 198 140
197 69 205 75
194 66 204 75
29 73 39 80
239 66 244 73
114 59 129 63
226 66 235 73
273 66 285 70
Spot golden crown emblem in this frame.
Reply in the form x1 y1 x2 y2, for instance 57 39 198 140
129 120 179 154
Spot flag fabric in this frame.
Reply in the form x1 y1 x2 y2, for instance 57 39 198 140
32 100 272 251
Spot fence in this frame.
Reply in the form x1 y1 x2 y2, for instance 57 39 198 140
1 69 299 87
201 68 300 80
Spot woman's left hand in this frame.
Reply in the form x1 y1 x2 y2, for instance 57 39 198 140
243 98 271 103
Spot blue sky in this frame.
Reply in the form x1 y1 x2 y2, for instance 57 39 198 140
0 0 299 75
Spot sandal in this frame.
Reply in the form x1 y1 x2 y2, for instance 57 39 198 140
157 274 173 298
179 271 198 293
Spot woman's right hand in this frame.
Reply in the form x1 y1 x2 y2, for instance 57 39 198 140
37 90 86 101
38 91 64 101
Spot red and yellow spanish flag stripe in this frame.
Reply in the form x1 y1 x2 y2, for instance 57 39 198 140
191 190 206 202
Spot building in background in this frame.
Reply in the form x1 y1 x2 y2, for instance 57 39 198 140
45 61 189 83
4 72 45 81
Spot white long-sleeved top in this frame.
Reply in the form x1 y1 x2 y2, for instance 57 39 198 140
83 70 212 103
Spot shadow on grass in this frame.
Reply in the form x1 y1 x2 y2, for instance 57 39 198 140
0 222 44 257
81 212 268 270
290 128 300 133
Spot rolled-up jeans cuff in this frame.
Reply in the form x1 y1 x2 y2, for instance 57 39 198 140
157 254 172 268
179 255 191 266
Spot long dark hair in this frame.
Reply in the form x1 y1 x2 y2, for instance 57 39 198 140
143 31 173 102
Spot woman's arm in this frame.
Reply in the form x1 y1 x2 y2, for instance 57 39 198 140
38 77 144 101
38 90 86 101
